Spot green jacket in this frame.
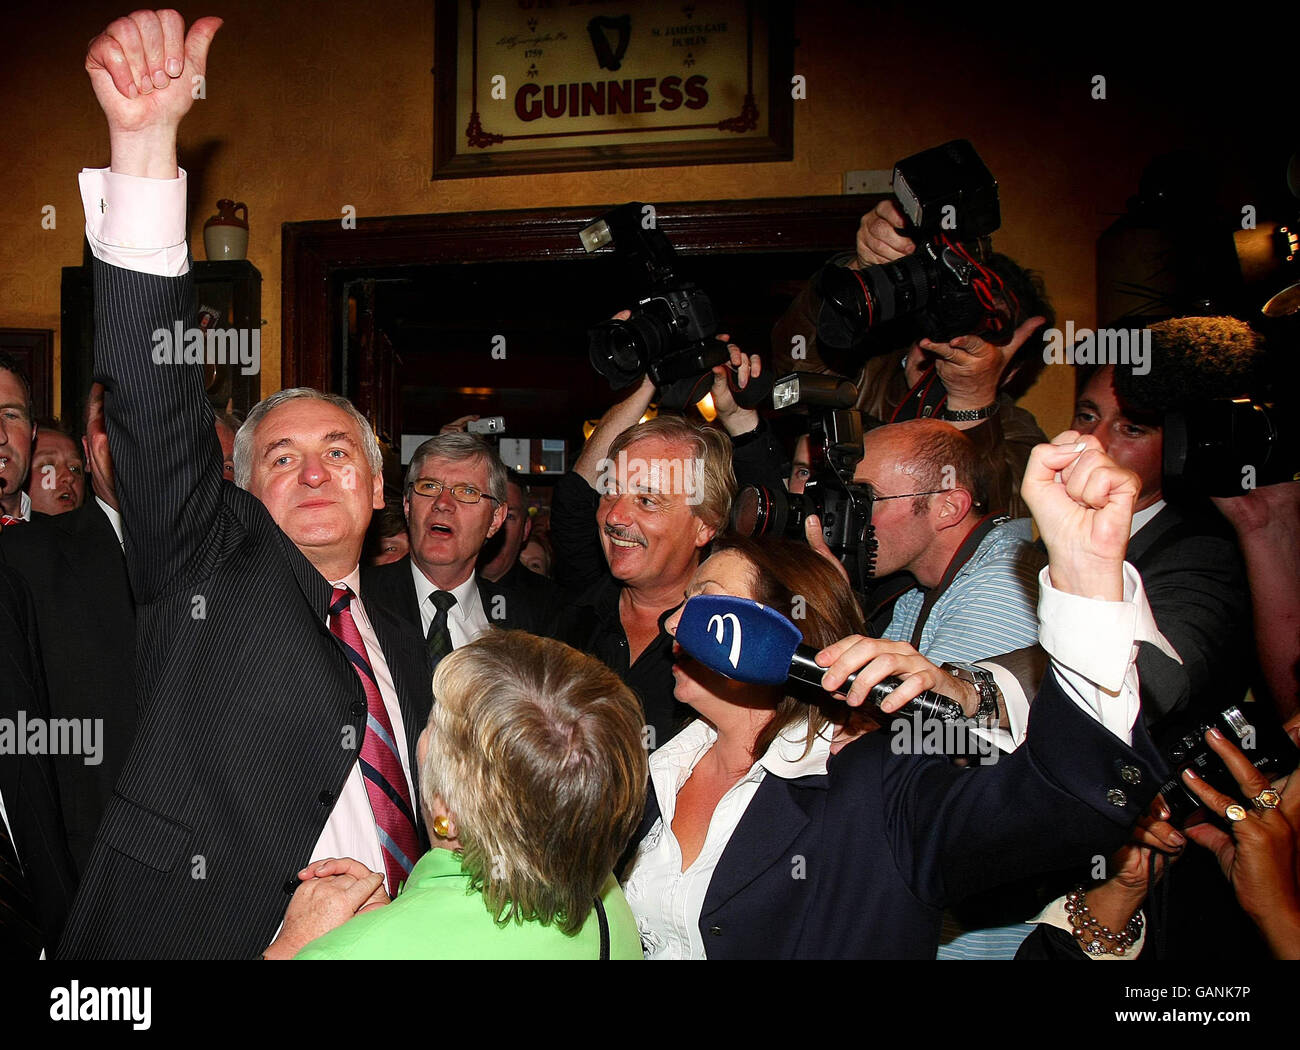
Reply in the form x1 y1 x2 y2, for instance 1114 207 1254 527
296 849 642 960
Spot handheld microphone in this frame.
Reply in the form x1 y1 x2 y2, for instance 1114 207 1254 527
675 594 965 723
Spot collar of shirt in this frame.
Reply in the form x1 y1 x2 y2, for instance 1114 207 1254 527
329 565 365 616
1130 499 1166 537
95 495 124 547
15 490 31 521
409 561 484 620
650 715 832 803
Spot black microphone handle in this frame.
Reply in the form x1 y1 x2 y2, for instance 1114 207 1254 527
788 645 965 723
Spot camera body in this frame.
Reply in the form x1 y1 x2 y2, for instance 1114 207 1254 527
1157 703 1298 826
582 201 729 409
467 415 506 435
1164 396 1297 497
816 139 1017 353
731 373 878 592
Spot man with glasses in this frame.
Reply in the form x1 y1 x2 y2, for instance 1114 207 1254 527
823 417 1045 721
364 433 552 670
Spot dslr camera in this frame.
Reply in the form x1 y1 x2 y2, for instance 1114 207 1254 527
730 373 878 593
582 202 737 410
816 139 1019 353
1156 703 1298 826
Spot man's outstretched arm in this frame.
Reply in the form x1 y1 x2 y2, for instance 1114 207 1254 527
81 11 227 603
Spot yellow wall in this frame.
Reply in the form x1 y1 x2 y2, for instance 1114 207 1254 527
2 1 1217 435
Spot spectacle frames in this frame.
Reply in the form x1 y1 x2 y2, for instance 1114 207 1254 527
407 479 500 505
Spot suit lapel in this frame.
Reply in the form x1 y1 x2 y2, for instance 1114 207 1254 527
701 774 825 915
1126 504 1178 566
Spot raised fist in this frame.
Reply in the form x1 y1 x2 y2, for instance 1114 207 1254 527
85 10 222 134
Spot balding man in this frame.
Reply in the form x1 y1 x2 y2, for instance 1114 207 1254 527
824 418 1045 721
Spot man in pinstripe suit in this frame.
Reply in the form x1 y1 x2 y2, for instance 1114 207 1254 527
59 11 429 959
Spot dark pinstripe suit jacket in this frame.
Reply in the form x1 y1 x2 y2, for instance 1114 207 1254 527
57 260 430 960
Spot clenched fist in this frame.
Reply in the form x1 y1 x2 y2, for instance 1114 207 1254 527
86 10 222 176
1022 431 1140 601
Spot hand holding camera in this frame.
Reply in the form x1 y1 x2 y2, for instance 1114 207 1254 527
1182 728 1300 958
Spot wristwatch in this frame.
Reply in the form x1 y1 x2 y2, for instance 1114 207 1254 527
940 662 1001 722
939 401 1000 422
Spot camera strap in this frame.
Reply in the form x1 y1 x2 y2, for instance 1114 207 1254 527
890 365 948 423
908 513 1006 649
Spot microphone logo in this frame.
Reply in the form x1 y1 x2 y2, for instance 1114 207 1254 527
706 613 742 669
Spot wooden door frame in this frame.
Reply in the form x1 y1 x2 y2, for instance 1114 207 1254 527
280 194 884 393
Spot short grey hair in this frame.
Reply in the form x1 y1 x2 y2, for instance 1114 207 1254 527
233 387 383 490
404 433 507 504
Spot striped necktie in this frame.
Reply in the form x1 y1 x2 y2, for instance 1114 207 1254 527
426 589 457 668
328 586 421 896
0 515 23 529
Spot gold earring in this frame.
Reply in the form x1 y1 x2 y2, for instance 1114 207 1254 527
433 815 452 839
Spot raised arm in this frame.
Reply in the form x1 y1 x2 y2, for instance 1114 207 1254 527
82 11 227 603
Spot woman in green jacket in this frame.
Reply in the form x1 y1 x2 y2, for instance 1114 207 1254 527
264 631 648 960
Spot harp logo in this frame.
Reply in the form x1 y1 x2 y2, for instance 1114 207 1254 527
707 612 742 668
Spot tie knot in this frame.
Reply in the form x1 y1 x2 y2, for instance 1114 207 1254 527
430 590 457 614
329 586 354 617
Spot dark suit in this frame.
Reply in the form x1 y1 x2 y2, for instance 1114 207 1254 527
58 260 430 959
0 566 79 953
0 499 136 873
624 671 1163 959
362 554 558 664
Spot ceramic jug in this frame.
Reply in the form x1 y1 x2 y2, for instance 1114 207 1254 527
203 199 249 261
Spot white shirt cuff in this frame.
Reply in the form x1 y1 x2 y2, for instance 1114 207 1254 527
1030 895 1146 960
1040 562 1179 745
79 166 189 276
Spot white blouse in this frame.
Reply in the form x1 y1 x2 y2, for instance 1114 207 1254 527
621 717 832 959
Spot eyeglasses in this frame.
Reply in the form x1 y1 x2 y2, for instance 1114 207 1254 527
866 488 949 503
407 479 500 505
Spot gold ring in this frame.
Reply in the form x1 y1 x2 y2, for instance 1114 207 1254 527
1225 804 1248 823
1252 789 1281 811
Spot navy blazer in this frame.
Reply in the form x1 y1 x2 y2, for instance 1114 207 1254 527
626 670 1164 959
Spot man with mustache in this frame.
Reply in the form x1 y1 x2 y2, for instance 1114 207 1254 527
551 347 771 749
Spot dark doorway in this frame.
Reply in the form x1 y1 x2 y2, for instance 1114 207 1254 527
281 194 882 474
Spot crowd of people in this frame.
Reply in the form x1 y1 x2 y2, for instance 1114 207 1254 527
1 10 1298 962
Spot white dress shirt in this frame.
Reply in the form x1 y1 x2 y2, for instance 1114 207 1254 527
95 495 124 547
979 505 1178 752
622 719 834 960
4 491 33 522
410 562 492 650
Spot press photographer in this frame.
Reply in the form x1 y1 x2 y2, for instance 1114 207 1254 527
771 141 1052 519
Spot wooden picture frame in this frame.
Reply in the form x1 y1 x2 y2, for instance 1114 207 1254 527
0 328 54 421
433 0 794 179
